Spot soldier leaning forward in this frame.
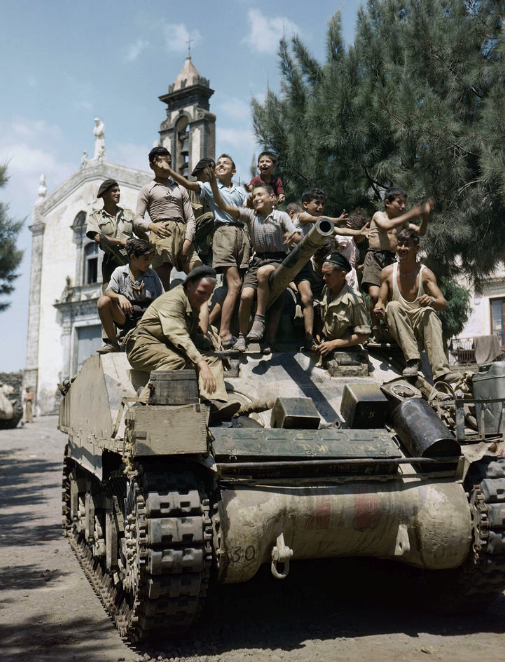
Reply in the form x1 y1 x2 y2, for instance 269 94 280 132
86 179 146 288
125 266 241 420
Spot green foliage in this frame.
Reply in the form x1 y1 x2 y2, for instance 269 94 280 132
0 165 24 312
251 0 505 292
438 277 472 342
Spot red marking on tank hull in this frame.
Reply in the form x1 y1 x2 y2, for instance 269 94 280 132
353 493 378 529
305 495 331 530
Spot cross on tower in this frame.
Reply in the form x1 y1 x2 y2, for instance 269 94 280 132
186 36 193 56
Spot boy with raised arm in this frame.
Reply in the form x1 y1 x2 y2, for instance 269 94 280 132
362 187 434 330
163 154 249 348
210 171 301 351
134 146 202 291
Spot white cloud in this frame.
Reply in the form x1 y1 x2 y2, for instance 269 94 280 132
11 119 62 141
217 127 256 152
0 119 74 217
125 38 149 62
218 97 251 122
217 126 258 185
162 22 202 53
242 9 300 54
75 100 93 111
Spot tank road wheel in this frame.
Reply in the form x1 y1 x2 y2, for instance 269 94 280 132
423 456 505 612
116 463 212 642
0 400 23 429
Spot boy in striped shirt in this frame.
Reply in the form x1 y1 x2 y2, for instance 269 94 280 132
210 173 301 351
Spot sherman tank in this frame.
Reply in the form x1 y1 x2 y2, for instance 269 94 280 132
59 219 505 642
0 382 23 429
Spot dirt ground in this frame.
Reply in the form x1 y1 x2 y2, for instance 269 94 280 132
1 416 505 662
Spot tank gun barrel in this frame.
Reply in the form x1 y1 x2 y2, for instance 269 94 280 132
266 217 334 310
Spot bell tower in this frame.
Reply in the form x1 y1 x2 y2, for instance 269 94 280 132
158 56 216 177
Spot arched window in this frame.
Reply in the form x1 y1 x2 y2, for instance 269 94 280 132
73 211 87 227
176 116 189 176
84 242 99 284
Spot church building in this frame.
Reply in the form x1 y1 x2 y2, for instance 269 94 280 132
24 57 216 415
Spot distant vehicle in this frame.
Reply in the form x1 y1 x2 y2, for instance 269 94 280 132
0 383 23 429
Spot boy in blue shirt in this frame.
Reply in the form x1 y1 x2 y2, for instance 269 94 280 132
165 154 249 348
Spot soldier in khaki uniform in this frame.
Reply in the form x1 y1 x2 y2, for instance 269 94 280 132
125 266 240 419
374 228 457 382
316 253 371 357
86 179 146 288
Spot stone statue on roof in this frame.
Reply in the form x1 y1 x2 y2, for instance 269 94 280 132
93 118 105 159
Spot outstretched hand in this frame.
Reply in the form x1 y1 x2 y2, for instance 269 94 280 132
207 168 217 186
284 230 301 245
422 197 436 215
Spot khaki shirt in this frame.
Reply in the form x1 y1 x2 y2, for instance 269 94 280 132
86 206 135 242
135 285 205 364
321 283 371 340
134 178 196 242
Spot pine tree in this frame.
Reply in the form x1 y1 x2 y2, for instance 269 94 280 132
0 165 24 312
251 0 505 338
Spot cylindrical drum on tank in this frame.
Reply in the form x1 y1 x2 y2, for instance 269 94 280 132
472 361 505 435
392 398 460 457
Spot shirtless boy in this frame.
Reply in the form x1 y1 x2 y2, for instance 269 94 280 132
363 187 434 328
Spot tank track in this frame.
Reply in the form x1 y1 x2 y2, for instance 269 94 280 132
425 455 505 611
62 454 212 641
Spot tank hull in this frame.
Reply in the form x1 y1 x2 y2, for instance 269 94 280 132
215 478 472 583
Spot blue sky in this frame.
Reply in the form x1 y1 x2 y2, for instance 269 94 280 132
0 0 361 371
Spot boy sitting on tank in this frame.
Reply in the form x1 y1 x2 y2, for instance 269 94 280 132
125 265 240 420
97 239 164 354
315 253 371 358
209 171 302 352
363 187 434 334
290 189 367 350
373 228 458 383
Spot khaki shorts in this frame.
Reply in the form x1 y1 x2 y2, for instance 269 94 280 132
150 220 198 271
362 249 396 291
242 252 286 291
212 223 250 271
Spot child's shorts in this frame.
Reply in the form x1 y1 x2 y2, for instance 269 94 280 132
150 219 198 271
242 252 286 291
212 223 250 271
361 249 396 291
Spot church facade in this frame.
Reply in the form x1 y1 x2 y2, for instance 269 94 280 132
24 57 215 415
